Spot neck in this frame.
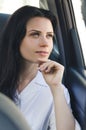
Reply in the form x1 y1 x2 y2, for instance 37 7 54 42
20 63 38 80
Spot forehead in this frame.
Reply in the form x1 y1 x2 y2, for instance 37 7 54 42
26 17 53 32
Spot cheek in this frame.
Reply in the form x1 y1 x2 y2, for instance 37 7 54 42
20 46 27 58
49 41 53 52
19 40 30 57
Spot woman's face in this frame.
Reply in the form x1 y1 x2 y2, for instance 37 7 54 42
20 17 54 64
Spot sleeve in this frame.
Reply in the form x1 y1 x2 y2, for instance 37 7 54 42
48 84 81 130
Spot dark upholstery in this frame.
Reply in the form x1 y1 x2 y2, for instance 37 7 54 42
0 13 10 35
66 69 86 130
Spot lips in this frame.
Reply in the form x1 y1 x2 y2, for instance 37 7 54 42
35 51 49 56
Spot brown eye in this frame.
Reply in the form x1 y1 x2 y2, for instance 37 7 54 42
30 32 40 38
47 34 54 39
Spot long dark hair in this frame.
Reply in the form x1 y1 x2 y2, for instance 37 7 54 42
0 5 57 100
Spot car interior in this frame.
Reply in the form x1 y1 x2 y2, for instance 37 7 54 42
0 0 86 130
0 92 31 130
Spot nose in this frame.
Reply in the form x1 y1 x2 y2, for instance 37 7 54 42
39 35 49 46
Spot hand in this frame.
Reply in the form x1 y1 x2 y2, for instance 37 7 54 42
38 60 64 92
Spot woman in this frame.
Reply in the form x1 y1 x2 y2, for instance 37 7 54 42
0 6 81 130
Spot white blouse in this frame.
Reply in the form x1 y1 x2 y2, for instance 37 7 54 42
14 71 81 130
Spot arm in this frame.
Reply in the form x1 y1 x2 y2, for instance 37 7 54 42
52 85 75 130
38 60 75 130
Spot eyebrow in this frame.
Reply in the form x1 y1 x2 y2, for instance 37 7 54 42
27 29 54 34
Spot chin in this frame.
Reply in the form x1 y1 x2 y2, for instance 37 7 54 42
37 58 48 64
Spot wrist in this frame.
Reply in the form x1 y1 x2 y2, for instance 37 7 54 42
50 84 64 97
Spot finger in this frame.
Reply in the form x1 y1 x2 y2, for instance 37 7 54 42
39 60 64 73
44 62 57 73
38 60 51 71
45 62 64 74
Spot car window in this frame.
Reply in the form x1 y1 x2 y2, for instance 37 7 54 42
72 0 86 66
0 0 39 14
